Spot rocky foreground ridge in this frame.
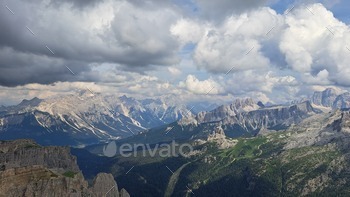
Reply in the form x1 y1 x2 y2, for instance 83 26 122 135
0 139 129 197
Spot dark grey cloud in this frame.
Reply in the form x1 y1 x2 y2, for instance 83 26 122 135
194 0 272 21
49 0 103 9
0 47 94 86
0 0 181 86
127 0 173 8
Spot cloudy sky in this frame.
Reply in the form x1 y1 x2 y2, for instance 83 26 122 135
1 0 350 105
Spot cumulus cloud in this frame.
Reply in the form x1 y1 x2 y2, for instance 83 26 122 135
171 3 350 102
280 3 350 86
179 75 223 95
188 7 284 73
1 0 350 105
168 67 182 76
170 19 206 45
302 69 332 85
221 69 299 101
0 0 181 86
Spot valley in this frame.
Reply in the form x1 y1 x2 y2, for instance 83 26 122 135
76 109 350 196
2 88 350 196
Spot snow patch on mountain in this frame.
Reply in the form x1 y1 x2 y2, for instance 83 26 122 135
0 92 197 145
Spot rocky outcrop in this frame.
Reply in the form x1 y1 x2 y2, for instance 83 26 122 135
333 92 350 109
312 88 339 107
196 98 260 124
90 173 119 197
120 188 130 197
285 109 350 149
311 88 350 109
0 139 129 197
207 126 237 149
0 165 92 197
0 139 79 172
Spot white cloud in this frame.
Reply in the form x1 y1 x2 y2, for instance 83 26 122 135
170 19 206 45
2 1 350 105
169 3 350 103
223 70 298 96
192 7 284 73
179 75 223 95
280 3 350 85
167 67 182 76
302 69 332 85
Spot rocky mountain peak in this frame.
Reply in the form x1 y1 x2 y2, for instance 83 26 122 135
294 100 315 112
329 110 350 133
120 95 137 104
257 101 265 108
77 89 96 97
18 97 42 107
235 98 255 105
194 98 260 124
333 92 350 109
311 88 342 108
324 87 339 94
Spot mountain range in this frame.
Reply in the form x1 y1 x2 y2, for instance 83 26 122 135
2 88 350 196
0 91 215 146
1 88 349 147
87 99 320 155
81 105 350 196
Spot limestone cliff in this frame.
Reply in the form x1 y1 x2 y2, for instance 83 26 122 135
0 139 129 197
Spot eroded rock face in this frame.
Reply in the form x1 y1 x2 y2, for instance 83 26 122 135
284 109 350 150
0 139 79 172
312 88 339 107
225 101 317 131
207 126 237 149
120 188 130 197
196 98 260 124
0 139 129 197
0 165 91 197
90 173 119 197
333 92 350 109
311 88 350 109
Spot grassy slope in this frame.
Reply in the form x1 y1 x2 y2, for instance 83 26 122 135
77 130 350 196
